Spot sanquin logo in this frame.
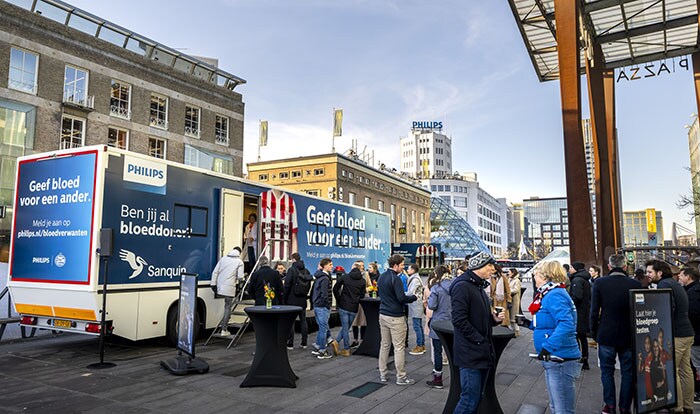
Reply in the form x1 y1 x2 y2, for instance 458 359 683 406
123 155 167 192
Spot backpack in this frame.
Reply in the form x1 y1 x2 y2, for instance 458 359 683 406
293 269 312 297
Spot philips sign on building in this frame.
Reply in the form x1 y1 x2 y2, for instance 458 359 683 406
401 122 451 179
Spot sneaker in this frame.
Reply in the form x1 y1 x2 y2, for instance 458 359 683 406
330 340 340 356
379 376 388 382
220 329 231 337
312 343 320 351
602 404 616 414
287 345 293 350
311 349 321 356
301 344 308 349
409 345 426 355
349 340 359 349
339 349 351 357
396 377 416 386
316 350 333 359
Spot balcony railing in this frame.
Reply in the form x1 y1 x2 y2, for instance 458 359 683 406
150 117 168 130
64 94 94 110
184 126 200 138
110 104 131 119
215 133 229 146
60 139 84 150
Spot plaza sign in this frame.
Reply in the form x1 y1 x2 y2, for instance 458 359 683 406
616 56 688 83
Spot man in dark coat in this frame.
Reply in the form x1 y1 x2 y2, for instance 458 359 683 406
311 258 334 359
283 252 313 349
450 251 504 413
591 254 642 414
647 259 696 413
333 261 367 355
680 266 700 403
246 256 283 306
569 261 591 369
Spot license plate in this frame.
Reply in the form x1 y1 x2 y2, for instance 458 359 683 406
53 319 71 328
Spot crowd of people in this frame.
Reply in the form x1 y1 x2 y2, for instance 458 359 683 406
209 245 700 414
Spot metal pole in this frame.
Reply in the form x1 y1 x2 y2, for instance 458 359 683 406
87 255 115 369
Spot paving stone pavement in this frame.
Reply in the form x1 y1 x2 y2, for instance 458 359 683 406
1 293 698 413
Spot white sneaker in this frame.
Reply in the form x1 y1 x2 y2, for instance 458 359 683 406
396 377 415 386
220 328 231 336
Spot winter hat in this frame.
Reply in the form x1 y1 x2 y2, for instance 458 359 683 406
334 266 346 274
468 251 495 271
572 261 586 271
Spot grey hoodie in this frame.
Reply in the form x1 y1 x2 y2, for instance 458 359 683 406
211 248 244 297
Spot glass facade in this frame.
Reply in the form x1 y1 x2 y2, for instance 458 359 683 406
623 211 664 246
522 198 569 256
184 144 233 175
430 196 489 260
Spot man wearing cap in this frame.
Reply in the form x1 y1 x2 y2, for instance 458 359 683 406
450 251 505 413
569 261 592 370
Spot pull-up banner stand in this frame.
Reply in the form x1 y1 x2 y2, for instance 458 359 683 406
160 273 209 375
630 289 677 413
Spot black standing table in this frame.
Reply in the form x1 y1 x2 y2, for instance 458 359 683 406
432 321 515 414
240 305 302 388
353 297 382 357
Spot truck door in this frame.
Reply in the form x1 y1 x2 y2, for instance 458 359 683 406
219 189 244 259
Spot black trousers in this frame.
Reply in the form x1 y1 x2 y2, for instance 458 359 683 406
577 332 589 359
287 308 308 346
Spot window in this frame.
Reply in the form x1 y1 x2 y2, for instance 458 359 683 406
348 192 356 205
378 200 385 212
110 80 131 119
184 105 200 138
258 174 268 181
348 171 354 179
291 170 302 178
148 137 166 159
306 190 319 196
8 47 38 94
150 94 168 129
401 207 407 224
390 204 396 221
108 127 128 150
173 204 208 237
279 171 289 179
215 115 229 145
60 115 85 149
314 168 325 176
364 196 371 209
184 145 233 175
63 65 89 106
341 170 346 177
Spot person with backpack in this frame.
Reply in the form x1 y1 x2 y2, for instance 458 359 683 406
283 252 313 349
333 261 367 356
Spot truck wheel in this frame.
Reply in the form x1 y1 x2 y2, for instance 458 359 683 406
166 306 201 346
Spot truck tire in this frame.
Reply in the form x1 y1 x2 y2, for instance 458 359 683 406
166 305 201 346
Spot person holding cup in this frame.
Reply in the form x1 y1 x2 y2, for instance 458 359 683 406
529 260 581 414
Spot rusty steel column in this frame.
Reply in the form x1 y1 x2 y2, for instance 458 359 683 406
603 69 622 250
586 47 615 266
554 0 597 264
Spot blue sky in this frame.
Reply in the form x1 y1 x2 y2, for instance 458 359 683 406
68 0 697 237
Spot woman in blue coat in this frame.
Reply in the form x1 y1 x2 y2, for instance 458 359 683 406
529 260 582 414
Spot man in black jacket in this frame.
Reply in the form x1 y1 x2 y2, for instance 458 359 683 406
378 254 417 385
591 254 641 414
333 261 367 356
569 261 591 369
283 252 313 349
647 259 696 413
246 256 283 306
679 266 700 403
450 251 504 414
312 258 334 359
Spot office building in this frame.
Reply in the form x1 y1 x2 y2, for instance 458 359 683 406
247 153 431 244
399 125 452 179
0 0 246 255
522 197 569 258
623 209 664 247
688 116 700 242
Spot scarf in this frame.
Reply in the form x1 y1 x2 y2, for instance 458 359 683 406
494 276 505 302
527 281 566 315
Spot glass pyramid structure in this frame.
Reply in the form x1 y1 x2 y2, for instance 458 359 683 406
430 196 490 260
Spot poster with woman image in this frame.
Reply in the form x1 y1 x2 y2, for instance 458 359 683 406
631 289 676 414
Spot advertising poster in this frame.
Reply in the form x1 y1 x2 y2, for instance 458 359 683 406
391 243 441 270
631 289 676 414
10 150 97 284
177 273 197 357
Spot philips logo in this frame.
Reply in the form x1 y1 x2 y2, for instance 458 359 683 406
127 164 164 179
123 155 167 194
32 257 50 264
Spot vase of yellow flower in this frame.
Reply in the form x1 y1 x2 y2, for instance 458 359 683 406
264 282 275 309
368 280 378 298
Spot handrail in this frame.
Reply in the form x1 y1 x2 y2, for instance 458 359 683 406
0 286 10 318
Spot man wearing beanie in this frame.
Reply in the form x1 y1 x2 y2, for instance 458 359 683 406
569 261 591 369
450 251 505 413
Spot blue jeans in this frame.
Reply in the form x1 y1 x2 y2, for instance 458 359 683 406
335 308 356 350
598 345 634 411
314 307 330 351
454 367 489 414
412 317 424 347
542 360 581 414
432 337 443 372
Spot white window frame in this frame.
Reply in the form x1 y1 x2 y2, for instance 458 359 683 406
110 80 131 119
348 192 356 205
215 114 229 145
378 200 385 212
8 47 39 94
148 137 167 159
150 94 168 129
107 127 129 150
60 115 85 149
184 105 201 138
364 196 371 209
291 170 302 178
63 65 89 106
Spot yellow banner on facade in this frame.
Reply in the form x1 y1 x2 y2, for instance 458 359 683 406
259 120 268 147
333 109 343 137
646 208 657 233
